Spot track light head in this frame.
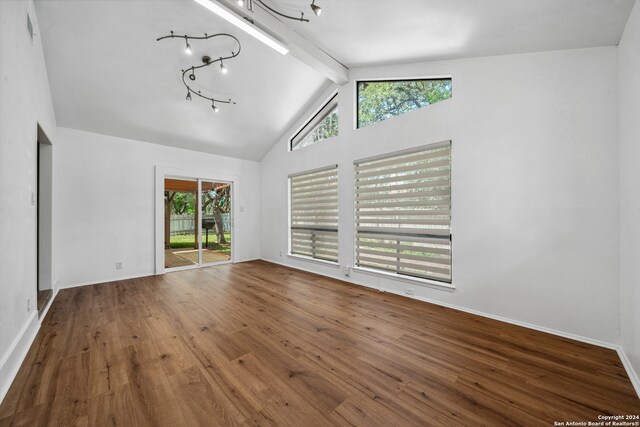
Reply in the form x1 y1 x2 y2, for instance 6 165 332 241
184 37 193 55
310 0 321 16
212 101 219 112
186 91 192 101
189 71 196 81
220 60 228 74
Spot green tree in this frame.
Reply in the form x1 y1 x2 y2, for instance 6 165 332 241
202 185 230 244
358 79 452 128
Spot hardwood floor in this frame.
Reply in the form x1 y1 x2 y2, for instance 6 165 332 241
1 260 638 426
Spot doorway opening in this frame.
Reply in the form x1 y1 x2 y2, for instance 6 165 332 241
164 177 232 270
37 125 53 315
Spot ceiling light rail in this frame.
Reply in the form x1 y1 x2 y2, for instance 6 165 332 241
237 0 322 23
157 31 241 112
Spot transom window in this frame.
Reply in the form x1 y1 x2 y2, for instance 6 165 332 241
290 93 339 151
354 141 452 283
357 78 452 128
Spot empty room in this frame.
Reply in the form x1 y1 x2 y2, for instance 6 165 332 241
1 0 640 425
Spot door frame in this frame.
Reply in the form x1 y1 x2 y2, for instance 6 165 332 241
155 166 239 275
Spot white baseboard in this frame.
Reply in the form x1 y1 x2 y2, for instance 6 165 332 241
38 287 59 323
260 257 640 399
57 272 154 290
0 311 39 405
617 347 640 398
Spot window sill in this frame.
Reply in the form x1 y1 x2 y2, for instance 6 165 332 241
351 266 455 292
287 254 340 268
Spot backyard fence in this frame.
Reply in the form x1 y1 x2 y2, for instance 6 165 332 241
170 213 231 236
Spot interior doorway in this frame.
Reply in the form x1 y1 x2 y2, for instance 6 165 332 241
37 125 53 315
164 177 232 271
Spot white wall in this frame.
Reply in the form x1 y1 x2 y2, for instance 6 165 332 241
619 0 640 389
261 47 620 345
53 127 261 288
0 0 58 400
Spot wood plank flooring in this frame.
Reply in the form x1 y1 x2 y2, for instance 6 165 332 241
1 260 638 426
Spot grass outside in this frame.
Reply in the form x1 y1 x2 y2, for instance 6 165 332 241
170 232 231 255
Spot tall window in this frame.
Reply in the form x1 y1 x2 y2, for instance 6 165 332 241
357 78 452 128
354 142 451 283
290 94 339 151
289 166 339 262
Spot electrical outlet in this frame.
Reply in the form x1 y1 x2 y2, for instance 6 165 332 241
279 251 283 257
343 266 351 277
116 261 123 270
26 297 30 312
405 287 415 295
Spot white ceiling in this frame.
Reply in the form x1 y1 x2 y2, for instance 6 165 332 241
283 0 636 67
35 0 330 161
36 0 636 161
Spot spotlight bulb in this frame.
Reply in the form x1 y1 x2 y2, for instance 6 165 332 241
220 61 228 74
185 42 192 55
212 102 219 113
310 1 321 16
186 91 192 101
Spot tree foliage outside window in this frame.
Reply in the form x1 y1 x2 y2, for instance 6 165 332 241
357 79 452 128
291 93 339 151
293 108 338 150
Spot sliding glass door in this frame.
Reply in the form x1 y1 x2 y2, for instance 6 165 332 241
164 177 232 271
200 180 232 266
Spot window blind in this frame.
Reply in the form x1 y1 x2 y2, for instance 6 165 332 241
354 141 451 283
289 166 339 262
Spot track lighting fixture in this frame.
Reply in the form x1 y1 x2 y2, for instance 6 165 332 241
237 0 324 23
184 36 193 55
310 0 321 16
157 31 240 112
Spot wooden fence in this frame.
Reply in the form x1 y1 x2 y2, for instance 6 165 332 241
170 213 231 236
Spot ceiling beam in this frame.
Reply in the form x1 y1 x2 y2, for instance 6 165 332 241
213 0 349 85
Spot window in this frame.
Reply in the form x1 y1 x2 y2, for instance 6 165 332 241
354 141 451 283
357 78 452 128
289 166 339 262
290 94 339 151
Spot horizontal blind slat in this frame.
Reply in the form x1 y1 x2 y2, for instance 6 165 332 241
356 169 450 186
355 143 451 283
290 166 339 263
355 149 450 172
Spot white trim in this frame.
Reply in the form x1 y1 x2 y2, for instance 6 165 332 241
352 266 455 292
0 311 39 404
287 253 340 268
37 287 59 322
617 347 640 398
165 264 199 273
260 258 620 351
155 166 239 275
58 272 153 289
289 91 339 151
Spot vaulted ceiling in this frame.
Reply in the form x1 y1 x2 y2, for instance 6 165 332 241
35 0 636 161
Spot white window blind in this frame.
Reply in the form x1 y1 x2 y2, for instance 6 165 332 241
289 166 339 262
354 141 451 283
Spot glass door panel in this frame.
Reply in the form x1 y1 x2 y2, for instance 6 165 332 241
164 178 198 269
201 180 232 265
